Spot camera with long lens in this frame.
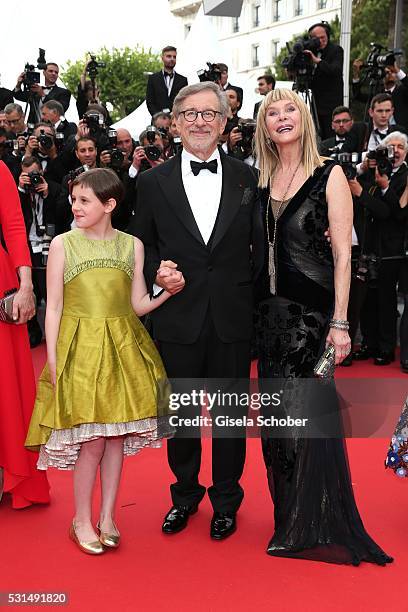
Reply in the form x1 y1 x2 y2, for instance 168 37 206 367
38 129 54 151
231 121 256 160
366 145 395 177
107 129 125 171
197 62 222 84
329 148 361 180
25 170 42 193
364 43 403 81
282 36 320 89
83 112 104 137
22 48 47 91
86 53 106 80
353 253 379 286
144 126 162 161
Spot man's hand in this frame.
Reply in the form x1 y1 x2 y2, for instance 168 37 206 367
100 150 111 167
131 146 147 171
15 72 25 90
30 83 45 97
352 58 364 79
348 178 363 197
155 259 185 295
18 172 31 190
76 120 90 141
375 167 390 190
25 135 39 155
228 127 242 148
303 50 321 64
35 176 49 198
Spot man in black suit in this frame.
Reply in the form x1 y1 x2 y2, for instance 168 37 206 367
41 100 77 142
305 22 344 140
0 87 14 110
145 46 188 117
364 93 407 151
130 81 262 540
319 106 366 156
253 74 275 120
217 63 244 108
14 62 71 124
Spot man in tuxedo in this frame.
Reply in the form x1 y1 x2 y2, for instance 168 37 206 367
217 63 244 109
305 22 344 140
14 62 71 124
253 74 275 120
131 81 262 540
319 106 366 156
365 93 406 151
41 100 77 141
145 46 188 117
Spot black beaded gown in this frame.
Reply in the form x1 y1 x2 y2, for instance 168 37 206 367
254 161 393 565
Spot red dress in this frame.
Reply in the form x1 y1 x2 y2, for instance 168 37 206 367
0 161 50 508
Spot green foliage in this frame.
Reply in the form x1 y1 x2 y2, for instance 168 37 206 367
350 0 389 61
61 47 162 122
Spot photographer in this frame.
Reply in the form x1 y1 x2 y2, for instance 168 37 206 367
217 62 243 107
128 127 165 179
350 132 408 366
41 100 77 141
305 22 344 139
319 106 366 156
227 118 256 165
4 103 27 137
24 122 66 184
253 74 275 120
14 62 71 124
55 137 98 234
76 58 112 125
352 58 408 132
17 156 59 347
0 127 21 183
146 46 188 117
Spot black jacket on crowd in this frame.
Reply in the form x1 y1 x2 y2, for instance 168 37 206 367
145 71 188 117
311 42 344 116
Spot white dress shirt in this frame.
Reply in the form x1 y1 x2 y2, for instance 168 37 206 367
181 147 222 244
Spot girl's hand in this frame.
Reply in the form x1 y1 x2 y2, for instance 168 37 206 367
326 328 351 366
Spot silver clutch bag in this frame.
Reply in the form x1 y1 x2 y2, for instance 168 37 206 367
314 344 336 378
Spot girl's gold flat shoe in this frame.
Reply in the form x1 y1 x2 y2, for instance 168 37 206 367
96 521 120 548
69 522 105 555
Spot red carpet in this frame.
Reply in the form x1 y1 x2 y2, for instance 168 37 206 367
0 345 406 612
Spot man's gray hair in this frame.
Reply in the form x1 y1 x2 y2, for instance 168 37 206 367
4 103 23 116
172 82 229 119
382 130 408 150
42 100 64 116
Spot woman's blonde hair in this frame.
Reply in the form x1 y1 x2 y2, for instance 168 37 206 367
254 88 324 188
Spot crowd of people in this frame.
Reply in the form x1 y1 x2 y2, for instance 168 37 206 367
0 27 407 563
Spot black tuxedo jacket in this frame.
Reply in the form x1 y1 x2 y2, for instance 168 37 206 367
15 85 71 124
0 87 14 109
311 43 344 115
129 149 263 343
253 101 261 120
146 71 188 117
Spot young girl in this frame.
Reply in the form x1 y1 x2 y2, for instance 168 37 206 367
26 168 181 555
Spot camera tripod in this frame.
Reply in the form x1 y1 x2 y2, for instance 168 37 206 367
292 73 321 136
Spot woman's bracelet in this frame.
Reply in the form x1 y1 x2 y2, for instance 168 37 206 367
329 319 349 330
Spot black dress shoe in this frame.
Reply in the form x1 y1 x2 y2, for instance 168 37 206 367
374 352 395 366
352 345 373 361
340 353 353 367
400 361 408 374
162 505 197 534
210 512 236 540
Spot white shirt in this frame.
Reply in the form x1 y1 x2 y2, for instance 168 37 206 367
18 187 44 252
181 147 222 244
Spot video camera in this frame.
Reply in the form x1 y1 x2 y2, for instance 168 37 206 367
329 148 361 180
23 49 47 91
366 145 395 177
86 53 106 80
197 62 222 84
364 43 403 81
107 129 125 171
282 36 320 89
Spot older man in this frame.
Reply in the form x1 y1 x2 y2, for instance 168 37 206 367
130 81 262 540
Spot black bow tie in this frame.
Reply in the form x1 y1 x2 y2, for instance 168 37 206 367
374 129 387 140
190 159 218 176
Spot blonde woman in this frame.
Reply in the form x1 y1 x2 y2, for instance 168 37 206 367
253 89 392 565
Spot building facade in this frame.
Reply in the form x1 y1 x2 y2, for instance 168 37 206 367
168 0 341 77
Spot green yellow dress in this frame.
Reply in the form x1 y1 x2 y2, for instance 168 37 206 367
26 229 171 470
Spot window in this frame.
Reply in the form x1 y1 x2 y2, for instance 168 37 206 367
294 0 303 16
232 16 239 33
253 4 260 28
273 0 282 22
317 0 327 8
252 44 260 67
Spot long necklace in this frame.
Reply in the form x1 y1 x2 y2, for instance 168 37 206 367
266 161 301 295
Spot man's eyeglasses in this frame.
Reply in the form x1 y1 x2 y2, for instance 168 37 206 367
332 118 352 125
179 110 222 122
